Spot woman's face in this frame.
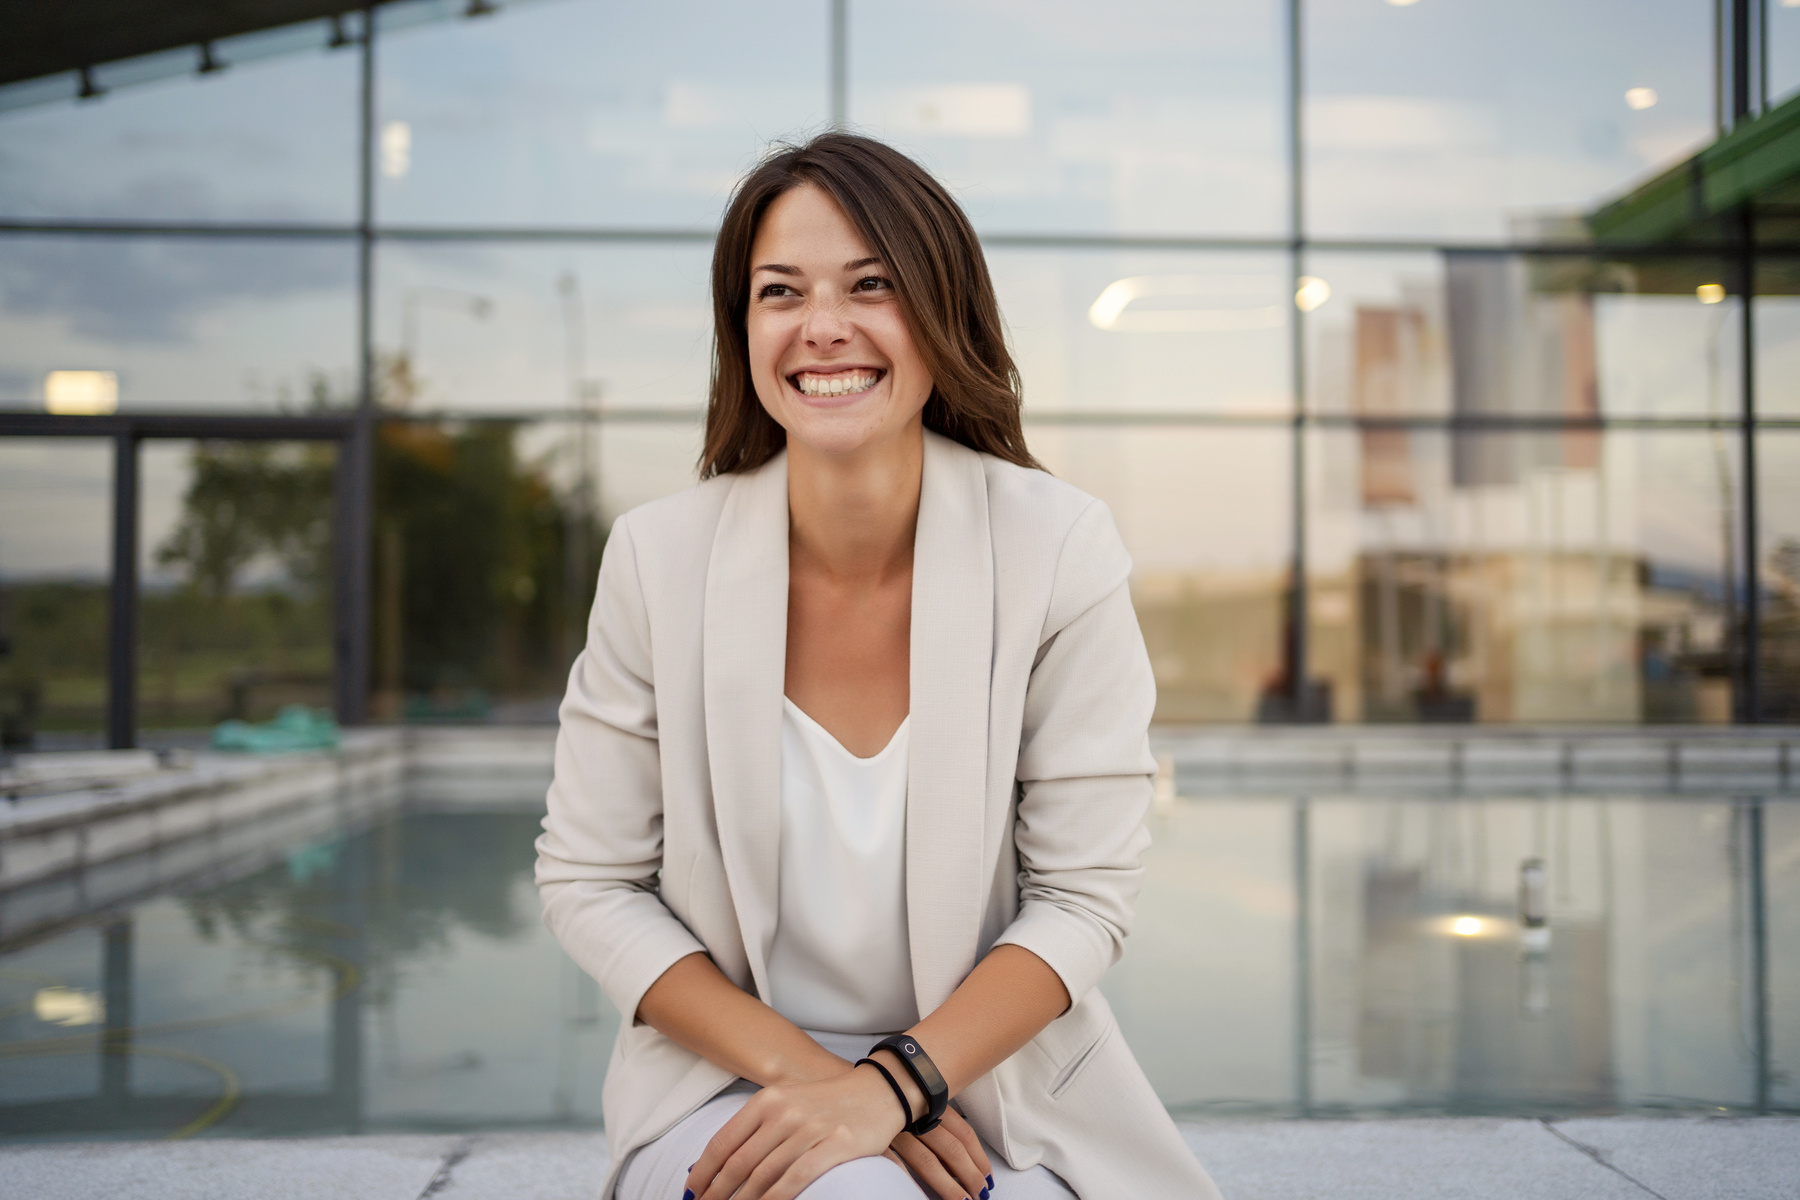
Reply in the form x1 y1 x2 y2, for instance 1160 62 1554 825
745 183 933 461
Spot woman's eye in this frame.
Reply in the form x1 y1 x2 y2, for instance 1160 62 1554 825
854 276 892 292
757 283 793 299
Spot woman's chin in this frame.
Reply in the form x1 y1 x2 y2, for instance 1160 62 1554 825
778 405 921 462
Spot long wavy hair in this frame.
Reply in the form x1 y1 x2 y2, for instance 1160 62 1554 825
699 132 1039 477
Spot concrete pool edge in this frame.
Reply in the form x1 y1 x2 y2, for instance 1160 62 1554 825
0 1116 1795 1198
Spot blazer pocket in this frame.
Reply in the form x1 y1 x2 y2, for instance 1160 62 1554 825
1047 1021 1113 1101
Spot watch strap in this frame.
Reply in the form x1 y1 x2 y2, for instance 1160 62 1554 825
872 1034 948 1135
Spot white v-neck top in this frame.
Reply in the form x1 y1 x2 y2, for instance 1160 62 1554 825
765 698 919 1035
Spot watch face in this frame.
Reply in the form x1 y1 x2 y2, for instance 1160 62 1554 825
903 1041 917 1054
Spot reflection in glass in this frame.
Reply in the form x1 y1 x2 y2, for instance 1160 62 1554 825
852 0 1286 235
137 441 336 732
1036 427 1289 722
0 440 112 748
0 237 357 412
373 242 713 414
375 0 826 228
1774 1 1800 109
1305 0 1713 240
1304 251 1741 418
990 249 1291 415
1758 291 1800 417
1759 434 1800 720
1308 428 1738 723
0 22 360 222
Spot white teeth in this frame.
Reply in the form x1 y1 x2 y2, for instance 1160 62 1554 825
795 370 878 397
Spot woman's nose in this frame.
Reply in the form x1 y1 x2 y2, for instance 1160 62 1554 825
802 297 852 348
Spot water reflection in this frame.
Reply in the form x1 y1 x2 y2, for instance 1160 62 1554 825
0 782 1793 1139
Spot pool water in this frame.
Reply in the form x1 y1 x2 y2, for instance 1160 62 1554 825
1 782 1795 1139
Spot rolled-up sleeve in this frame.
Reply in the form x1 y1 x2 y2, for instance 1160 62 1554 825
991 500 1157 1006
535 515 706 1024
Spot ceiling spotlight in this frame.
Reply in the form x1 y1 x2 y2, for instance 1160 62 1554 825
1697 283 1726 304
1625 87 1658 110
1451 916 1484 937
1386 0 1423 7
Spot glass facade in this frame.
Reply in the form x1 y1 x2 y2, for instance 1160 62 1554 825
2 0 1795 739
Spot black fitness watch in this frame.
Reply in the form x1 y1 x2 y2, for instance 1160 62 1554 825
872 1033 949 1136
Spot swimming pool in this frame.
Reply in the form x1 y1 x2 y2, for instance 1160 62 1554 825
2 754 1795 1139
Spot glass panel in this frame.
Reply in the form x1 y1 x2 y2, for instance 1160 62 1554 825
138 441 336 735
373 241 713 415
1758 286 1800 416
1305 0 1715 241
375 0 826 228
0 237 357 412
1303 251 1741 418
1774 0 1800 109
1035 426 1290 723
371 417 689 721
991 248 1292 416
1307 428 1739 724
1759 432 1800 720
0 20 359 222
0 438 111 749
851 0 1287 235
1773 799 1800 1112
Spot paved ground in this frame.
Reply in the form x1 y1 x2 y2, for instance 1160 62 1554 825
0 1117 1794 1199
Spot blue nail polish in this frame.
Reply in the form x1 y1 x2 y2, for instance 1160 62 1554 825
683 1191 694 1200
987 1176 995 1191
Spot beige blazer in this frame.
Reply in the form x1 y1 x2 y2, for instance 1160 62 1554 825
535 431 1221 1200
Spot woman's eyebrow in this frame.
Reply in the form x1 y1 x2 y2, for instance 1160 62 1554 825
844 256 882 271
752 263 802 276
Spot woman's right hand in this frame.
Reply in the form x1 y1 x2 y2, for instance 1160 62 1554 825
888 1105 994 1200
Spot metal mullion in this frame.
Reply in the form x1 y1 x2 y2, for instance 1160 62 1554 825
1288 0 1310 719
107 429 139 751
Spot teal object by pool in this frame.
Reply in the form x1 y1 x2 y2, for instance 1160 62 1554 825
210 705 341 752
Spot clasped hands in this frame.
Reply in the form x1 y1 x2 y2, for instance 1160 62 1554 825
681 1051 994 1200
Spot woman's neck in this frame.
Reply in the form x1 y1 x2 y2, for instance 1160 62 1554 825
786 422 923 584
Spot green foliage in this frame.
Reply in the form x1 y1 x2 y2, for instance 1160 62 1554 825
155 442 335 601
375 420 601 698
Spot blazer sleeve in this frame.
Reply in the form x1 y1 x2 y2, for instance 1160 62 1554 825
534 514 707 1024
991 498 1157 1006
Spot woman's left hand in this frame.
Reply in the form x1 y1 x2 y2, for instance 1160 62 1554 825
684 1064 907 1200
889 1105 995 1200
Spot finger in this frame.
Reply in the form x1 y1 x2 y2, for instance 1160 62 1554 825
687 1102 762 1198
892 1131 972 1200
702 1117 803 1200
939 1107 995 1185
919 1123 989 1200
763 1137 866 1200
725 1130 814 1200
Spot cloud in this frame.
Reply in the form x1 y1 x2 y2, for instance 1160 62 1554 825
0 237 353 343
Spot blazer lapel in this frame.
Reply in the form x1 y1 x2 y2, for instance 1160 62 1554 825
907 431 994 1015
703 451 789 1003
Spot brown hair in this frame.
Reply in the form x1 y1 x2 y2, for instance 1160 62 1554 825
699 132 1040 477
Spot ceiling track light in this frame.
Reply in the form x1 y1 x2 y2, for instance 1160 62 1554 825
197 40 225 75
76 65 105 100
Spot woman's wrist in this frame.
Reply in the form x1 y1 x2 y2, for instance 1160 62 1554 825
762 1046 853 1087
870 1048 927 1120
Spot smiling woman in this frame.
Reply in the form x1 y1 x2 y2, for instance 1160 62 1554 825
535 133 1221 1200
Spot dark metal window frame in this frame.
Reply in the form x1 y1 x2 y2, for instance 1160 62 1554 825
0 411 355 750
0 0 1792 741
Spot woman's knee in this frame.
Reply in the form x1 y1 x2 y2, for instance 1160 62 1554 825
797 1154 922 1199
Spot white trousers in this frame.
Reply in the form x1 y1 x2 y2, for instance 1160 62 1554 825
617 1033 1077 1200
